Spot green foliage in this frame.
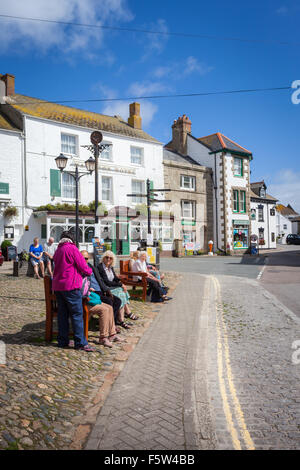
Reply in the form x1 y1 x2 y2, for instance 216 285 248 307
35 201 107 214
1 240 12 252
3 206 18 218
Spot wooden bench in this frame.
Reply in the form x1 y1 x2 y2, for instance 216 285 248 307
43 275 89 342
119 260 148 302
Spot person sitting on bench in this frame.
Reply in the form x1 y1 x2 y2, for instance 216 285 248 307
132 251 172 303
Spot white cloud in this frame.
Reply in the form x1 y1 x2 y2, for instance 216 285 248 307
276 6 289 15
128 81 171 97
101 100 158 128
184 56 214 76
268 169 300 213
0 0 133 56
153 56 213 80
141 18 169 60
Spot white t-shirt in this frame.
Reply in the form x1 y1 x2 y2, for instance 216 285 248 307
132 259 147 281
43 242 56 257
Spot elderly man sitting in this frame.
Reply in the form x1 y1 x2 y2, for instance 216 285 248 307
43 237 56 278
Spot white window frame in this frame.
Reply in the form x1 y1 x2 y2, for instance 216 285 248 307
61 172 76 199
130 146 144 166
101 176 113 203
233 157 243 177
61 133 78 156
100 142 113 161
180 175 196 191
181 200 195 219
258 207 264 222
131 180 145 204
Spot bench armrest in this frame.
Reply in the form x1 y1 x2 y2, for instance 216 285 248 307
125 271 148 278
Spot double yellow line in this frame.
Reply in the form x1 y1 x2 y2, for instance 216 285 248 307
211 276 255 450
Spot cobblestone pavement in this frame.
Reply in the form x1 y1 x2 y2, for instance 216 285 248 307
0 271 180 450
207 274 300 450
86 273 216 450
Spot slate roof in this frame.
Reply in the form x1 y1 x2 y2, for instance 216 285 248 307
163 147 202 166
3 94 160 143
0 110 20 131
198 132 252 157
250 189 278 202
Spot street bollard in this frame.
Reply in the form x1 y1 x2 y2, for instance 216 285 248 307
208 240 214 256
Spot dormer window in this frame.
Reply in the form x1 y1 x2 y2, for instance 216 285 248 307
260 187 266 198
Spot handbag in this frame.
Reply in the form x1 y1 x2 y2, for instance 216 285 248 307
81 276 91 298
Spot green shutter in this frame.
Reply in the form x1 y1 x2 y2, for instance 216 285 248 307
0 182 9 194
50 169 61 196
41 224 47 239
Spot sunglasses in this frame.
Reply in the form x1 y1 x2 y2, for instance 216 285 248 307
84 257 89 261
105 256 113 260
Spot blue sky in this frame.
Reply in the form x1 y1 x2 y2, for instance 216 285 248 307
1 0 299 210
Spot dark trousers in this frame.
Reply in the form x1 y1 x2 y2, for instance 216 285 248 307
55 289 88 348
97 292 121 323
147 278 165 302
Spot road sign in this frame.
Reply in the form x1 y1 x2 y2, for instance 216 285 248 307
90 131 103 145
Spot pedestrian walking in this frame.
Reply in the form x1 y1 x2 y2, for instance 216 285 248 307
43 237 56 278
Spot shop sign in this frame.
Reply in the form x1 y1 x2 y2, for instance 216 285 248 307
233 219 250 225
181 220 196 226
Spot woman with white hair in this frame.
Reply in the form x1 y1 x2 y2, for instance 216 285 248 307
133 251 171 303
97 250 138 329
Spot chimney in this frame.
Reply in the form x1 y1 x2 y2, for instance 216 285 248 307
169 114 191 155
0 74 15 96
128 102 142 129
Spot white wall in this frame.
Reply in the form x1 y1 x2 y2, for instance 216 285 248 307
276 212 292 244
0 129 23 247
24 116 164 210
250 200 277 248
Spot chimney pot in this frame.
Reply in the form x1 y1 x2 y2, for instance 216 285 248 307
128 102 142 129
168 114 191 155
0 74 15 96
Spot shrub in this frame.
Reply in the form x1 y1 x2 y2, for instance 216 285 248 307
3 206 18 218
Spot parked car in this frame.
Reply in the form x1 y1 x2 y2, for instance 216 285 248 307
0 249 4 266
286 234 300 245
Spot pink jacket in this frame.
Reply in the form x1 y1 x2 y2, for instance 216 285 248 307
52 242 92 291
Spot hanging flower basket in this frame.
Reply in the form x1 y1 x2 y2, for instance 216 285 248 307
3 206 18 218
259 239 265 246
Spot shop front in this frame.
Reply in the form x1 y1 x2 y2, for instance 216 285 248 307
233 219 250 251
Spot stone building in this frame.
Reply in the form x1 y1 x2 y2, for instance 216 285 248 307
163 146 213 251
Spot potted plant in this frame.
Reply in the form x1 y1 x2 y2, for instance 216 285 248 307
259 239 265 246
3 206 18 219
1 240 12 261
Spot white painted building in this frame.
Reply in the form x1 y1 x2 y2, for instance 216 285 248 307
0 74 167 255
276 203 299 243
165 116 252 254
250 181 277 249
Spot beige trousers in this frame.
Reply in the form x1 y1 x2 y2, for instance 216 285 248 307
88 303 116 339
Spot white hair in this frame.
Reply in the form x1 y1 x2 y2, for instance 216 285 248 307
101 250 116 267
139 251 147 258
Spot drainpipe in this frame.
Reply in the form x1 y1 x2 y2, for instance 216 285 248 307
213 152 226 254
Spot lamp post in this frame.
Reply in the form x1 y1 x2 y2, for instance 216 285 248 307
55 153 95 247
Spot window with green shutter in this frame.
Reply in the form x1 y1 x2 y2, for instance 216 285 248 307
41 224 47 239
50 169 61 196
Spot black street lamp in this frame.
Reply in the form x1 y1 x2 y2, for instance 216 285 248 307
55 153 96 247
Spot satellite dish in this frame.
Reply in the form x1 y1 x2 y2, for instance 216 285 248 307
90 131 103 145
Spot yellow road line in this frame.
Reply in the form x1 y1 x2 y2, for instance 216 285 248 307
216 309 242 449
212 276 255 451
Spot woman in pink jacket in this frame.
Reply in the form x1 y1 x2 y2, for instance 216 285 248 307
53 231 94 352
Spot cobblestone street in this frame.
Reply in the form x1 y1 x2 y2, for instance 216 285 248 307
0 272 180 450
